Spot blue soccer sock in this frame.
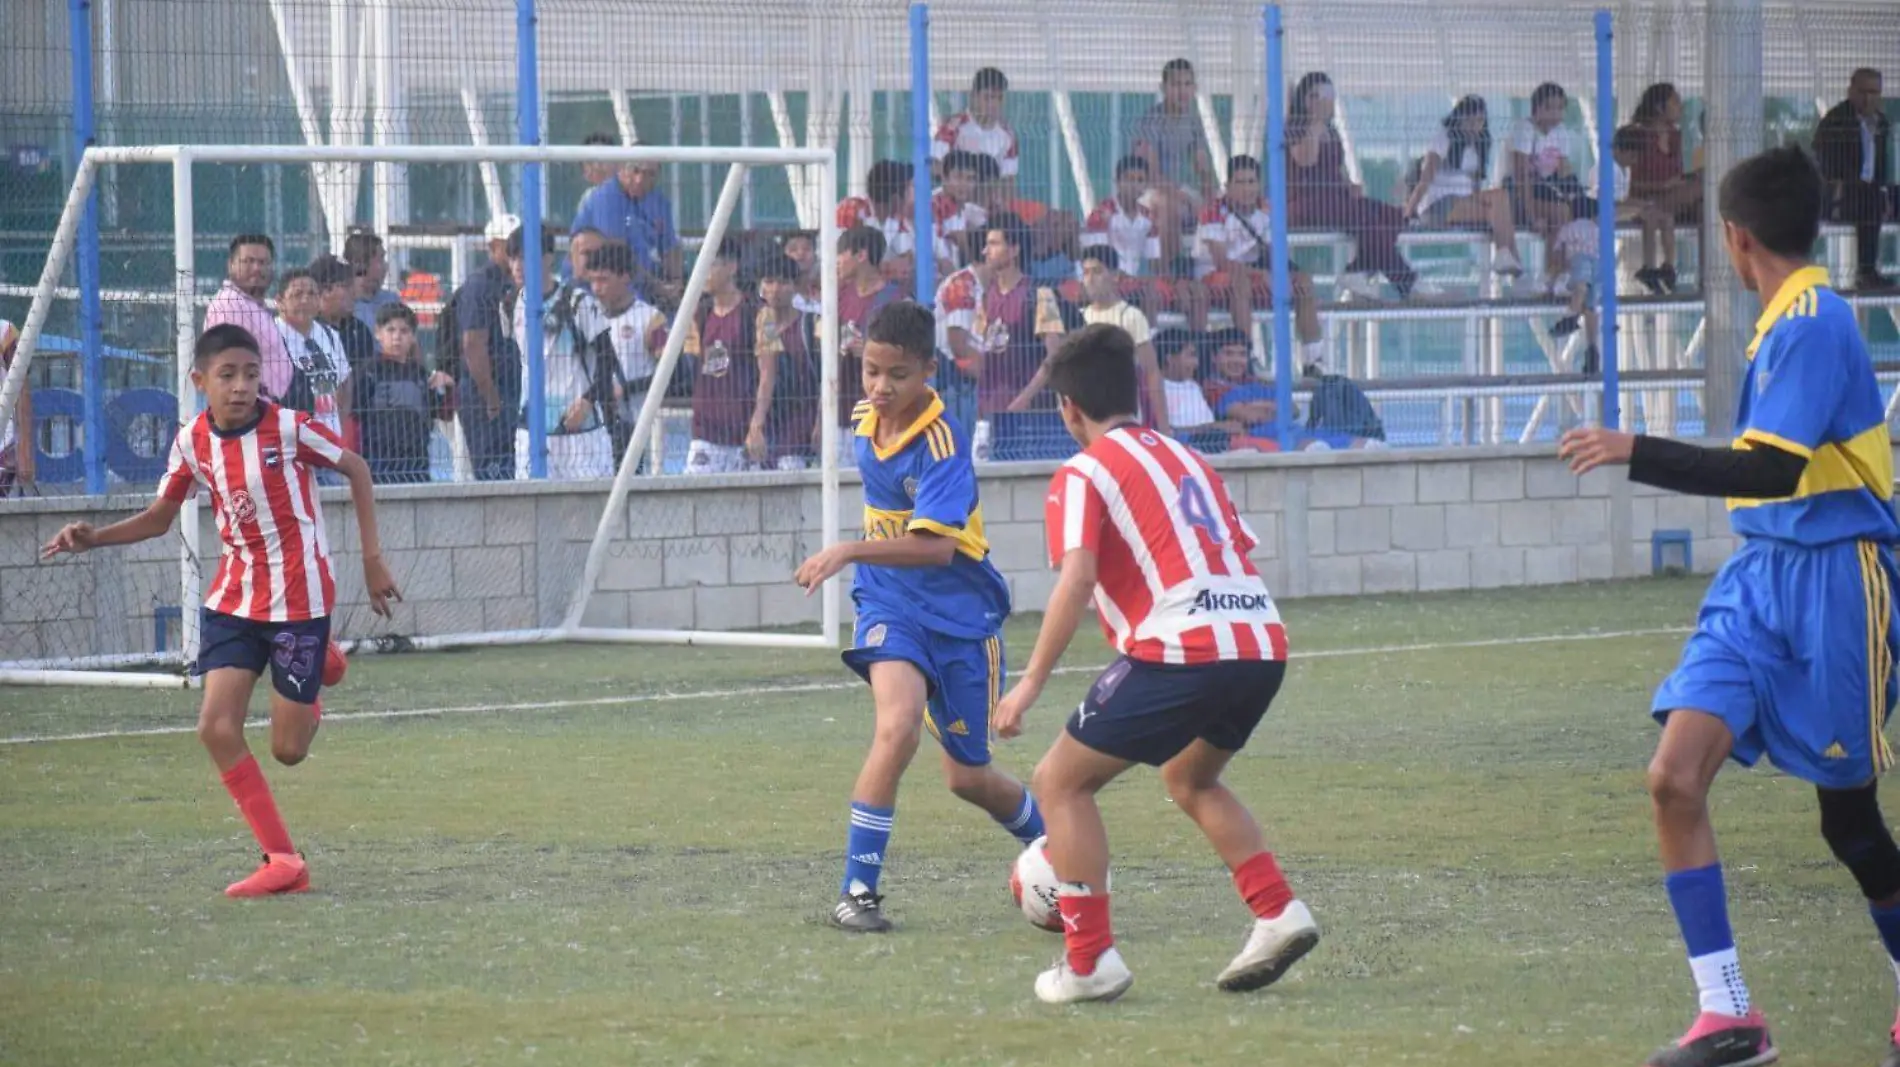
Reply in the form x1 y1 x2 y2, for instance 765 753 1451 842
843 802 894 897
995 786 1045 845
1868 901 1900 999
1665 863 1752 1017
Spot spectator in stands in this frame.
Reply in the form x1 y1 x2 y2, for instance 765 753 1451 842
506 225 616 481
984 212 1067 420
567 226 607 286
343 229 399 329
682 238 763 474
273 268 354 442
1814 68 1894 289
779 230 821 308
973 165 1081 286
1080 155 1173 320
1507 82 1589 293
1191 155 1327 360
354 302 440 484
838 159 939 288
1609 124 1675 295
204 234 294 402
575 131 618 219
1157 327 1236 451
753 252 821 470
1286 72 1419 300
1625 83 1699 294
1016 246 1169 435
0 320 33 496
934 254 991 429
835 226 903 466
935 150 993 266
451 213 523 481
311 254 377 382
572 160 683 304
1402 95 1525 280
933 67 1019 188
1131 58 1218 268
1204 329 1281 450
586 240 669 464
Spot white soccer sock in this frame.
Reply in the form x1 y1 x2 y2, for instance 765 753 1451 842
1688 948 1751 1017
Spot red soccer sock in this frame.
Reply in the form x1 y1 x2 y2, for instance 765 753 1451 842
221 755 294 856
1233 851 1294 920
1057 889 1115 976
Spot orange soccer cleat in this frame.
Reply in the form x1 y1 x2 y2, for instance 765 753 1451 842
322 641 347 687
224 852 310 898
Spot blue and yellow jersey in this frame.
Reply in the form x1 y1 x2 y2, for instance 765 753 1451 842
852 391 1011 639
1729 265 1900 546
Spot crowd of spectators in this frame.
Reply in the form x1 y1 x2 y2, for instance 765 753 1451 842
65 60 1879 492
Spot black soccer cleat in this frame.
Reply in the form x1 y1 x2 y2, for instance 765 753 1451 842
829 889 892 933
1643 1010 1777 1067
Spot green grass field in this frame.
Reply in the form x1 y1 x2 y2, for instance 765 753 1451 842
1 578 1894 1066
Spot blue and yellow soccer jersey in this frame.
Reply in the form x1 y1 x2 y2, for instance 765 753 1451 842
851 392 1010 640
1729 265 1900 546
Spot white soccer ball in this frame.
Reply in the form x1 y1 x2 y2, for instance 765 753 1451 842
1010 835 1109 932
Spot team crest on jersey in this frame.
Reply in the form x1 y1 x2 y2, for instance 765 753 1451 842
228 489 258 525
261 446 282 470
702 340 731 378
903 476 919 500
864 623 887 647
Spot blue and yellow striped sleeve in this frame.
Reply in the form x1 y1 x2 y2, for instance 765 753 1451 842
906 425 975 542
1740 312 1843 460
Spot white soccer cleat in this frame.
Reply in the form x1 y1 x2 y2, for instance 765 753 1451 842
1035 947 1134 1005
1216 900 1320 992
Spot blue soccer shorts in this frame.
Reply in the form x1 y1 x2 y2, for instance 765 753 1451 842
842 605 1004 767
1067 656 1287 766
194 608 332 705
1654 537 1899 788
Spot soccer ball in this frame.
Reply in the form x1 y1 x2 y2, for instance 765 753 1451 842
322 641 348 687
1011 836 1064 931
1010 836 1110 932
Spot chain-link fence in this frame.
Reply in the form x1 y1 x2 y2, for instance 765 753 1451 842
4 0 1900 497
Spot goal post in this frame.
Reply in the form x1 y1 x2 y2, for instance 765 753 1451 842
1 142 843 689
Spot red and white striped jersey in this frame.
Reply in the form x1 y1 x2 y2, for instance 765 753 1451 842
1044 425 1286 664
158 401 344 622
931 112 1020 177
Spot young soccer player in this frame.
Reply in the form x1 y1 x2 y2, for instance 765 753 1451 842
990 321 1319 1004
1560 145 1900 1067
793 300 1044 932
41 324 401 898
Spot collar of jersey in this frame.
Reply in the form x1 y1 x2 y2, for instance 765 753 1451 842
856 391 945 461
208 400 271 439
1749 265 1832 356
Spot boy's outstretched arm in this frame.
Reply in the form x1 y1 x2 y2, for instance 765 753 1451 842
334 449 403 617
992 546 1096 740
41 496 181 559
794 530 957 594
1559 427 1807 499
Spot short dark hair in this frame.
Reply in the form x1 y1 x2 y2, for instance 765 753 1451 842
1228 154 1262 178
972 67 1009 93
1162 58 1194 81
866 159 914 208
1150 326 1197 361
1048 324 1139 421
195 323 261 368
505 225 556 259
781 229 815 247
587 240 635 276
1718 145 1823 258
941 149 986 178
1079 244 1121 273
571 225 607 242
308 254 355 289
276 267 315 296
712 235 744 262
375 302 419 330
757 251 801 281
988 210 1033 264
866 300 936 363
582 130 616 147
839 225 888 266
1531 82 1567 111
341 229 383 267
1114 154 1148 179
229 233 274 258
1207 327 1251 353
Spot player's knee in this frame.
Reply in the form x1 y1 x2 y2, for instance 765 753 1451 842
1645 754 1707 810
1819 784 1900 901
271 741 308 767
196 715 241 752
870 717 923 758
941 760 989 802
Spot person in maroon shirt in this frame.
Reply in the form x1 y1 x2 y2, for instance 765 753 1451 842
753 253 821 469
683 239 763 474
981 212 1068 416
1286 71 1418 299
834 226 901 440
1626 82 1701 294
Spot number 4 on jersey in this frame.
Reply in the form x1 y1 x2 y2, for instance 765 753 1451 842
1178 476 1225 543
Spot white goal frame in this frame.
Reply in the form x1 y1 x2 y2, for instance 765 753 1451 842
0 144 842 689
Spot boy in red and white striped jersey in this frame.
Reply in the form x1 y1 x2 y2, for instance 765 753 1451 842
42 324 400 899
991 322 1319 1005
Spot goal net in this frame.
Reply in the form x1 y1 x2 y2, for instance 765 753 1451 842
0 144 843 689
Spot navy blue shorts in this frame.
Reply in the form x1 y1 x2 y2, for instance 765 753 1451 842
194 609 332 705
1066 656 1286 766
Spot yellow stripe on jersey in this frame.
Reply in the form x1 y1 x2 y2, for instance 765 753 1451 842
925 421 955 462
863 505 912 542
1729 423 1895 510
857 392 947 461
1861 541 1897 775
984 635 1002 714
906 508 991 561
1747 265 1831 359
